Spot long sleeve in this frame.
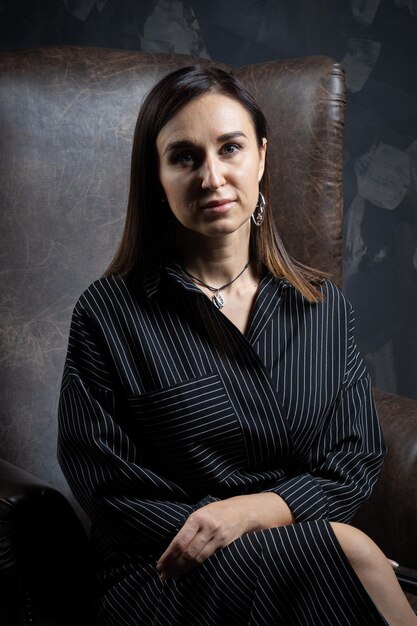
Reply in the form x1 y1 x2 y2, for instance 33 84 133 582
56 274 391 624
59 273 386 559
265 302 386 524
57 300 217 559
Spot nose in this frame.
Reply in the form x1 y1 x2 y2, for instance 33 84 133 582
200 154 225 191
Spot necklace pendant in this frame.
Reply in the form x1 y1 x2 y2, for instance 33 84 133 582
212 291 224 309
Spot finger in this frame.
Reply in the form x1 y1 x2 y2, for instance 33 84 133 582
161 537 220 579
158 528 213 577
387 558 399 569
157 517 200 569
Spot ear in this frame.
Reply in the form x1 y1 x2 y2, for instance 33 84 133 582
258 137 267 182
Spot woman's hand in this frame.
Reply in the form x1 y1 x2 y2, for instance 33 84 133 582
156 492 294 580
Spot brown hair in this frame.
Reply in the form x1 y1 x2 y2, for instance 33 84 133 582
105 65 325 302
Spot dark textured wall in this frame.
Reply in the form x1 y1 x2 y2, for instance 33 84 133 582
1 0 416 400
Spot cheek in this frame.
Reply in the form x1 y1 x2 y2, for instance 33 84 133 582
160 168 188 195
160 175 181 204
162 181 191 219
159 166 171 188
237 160 262 196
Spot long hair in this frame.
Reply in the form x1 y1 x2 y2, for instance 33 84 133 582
105 65 325 302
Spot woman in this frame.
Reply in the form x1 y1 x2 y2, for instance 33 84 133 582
58 66 416 625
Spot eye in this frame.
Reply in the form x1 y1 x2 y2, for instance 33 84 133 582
170 151 195 165
221 143 241 156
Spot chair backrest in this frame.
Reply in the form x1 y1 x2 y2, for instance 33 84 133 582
0 47 345 496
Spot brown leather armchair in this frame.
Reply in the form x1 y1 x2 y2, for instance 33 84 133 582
0 47 416 624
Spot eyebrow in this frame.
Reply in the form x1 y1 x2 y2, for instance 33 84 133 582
163 131 248 155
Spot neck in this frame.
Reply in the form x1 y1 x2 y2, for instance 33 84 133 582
175 224 253 287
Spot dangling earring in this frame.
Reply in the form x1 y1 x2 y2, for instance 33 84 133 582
251 192 265 226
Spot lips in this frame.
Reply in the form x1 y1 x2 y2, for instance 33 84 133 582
201 198 235 209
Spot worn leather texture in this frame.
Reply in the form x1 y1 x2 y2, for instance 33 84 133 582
0 47 416 621
352 389 417 569
236 56 345 283
0 46 344 495
0 458 92 625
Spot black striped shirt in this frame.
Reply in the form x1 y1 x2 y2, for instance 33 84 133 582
58 259 385 561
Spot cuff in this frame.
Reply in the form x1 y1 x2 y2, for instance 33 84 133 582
265 474 328 522
192 494 221 513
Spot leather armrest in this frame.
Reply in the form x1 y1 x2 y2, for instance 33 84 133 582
353 389 417 570
396 566 417 615
0 458 93 625
0 457 61 501
396 566 417 595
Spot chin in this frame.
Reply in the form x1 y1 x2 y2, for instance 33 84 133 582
194 217 251 239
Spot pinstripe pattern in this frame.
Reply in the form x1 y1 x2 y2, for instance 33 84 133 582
58 260 387 625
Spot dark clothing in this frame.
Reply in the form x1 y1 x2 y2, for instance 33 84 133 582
58 260 387 624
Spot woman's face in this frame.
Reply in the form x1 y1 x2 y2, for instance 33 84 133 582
156 93 266 240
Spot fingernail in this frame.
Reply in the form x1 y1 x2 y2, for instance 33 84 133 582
388 559 399 568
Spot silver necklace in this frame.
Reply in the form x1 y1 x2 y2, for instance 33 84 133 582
182 261 250 309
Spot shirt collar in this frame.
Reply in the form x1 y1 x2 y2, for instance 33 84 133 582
140 254 205 299
140 254 289 301
141 260 162 298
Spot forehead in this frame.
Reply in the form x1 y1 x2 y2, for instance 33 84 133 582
156 93 256 145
